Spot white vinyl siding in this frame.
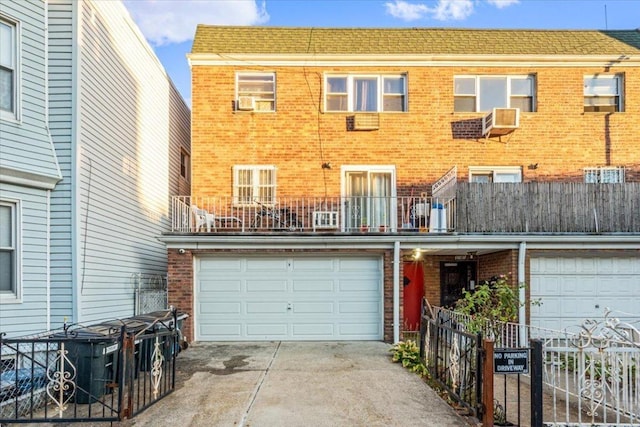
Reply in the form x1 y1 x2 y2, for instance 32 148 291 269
454 75 535 112
325 74 407 112
47 0 190 325
0 185 50 336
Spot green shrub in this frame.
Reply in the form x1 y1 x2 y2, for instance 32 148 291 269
390 340 429 377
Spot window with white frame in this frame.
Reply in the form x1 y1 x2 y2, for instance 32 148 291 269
0 201 18 299
584 166 625 183
0 17 18 118
469 166 522 183
236 73 275 112
233 165 276 205
584 75 623 113
325 74 406 112
454 75 535 113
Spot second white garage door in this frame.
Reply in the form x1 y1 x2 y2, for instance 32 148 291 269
195 255 383 341
530 256 640 333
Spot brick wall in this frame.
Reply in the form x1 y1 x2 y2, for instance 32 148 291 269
167 248 396 343
191 65 639 198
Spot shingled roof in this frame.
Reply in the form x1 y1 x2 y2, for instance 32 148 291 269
191 26 640 56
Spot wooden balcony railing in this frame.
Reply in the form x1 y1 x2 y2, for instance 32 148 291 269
455 182 640 233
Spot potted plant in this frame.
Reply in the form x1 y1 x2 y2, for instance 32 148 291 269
360 217 369 232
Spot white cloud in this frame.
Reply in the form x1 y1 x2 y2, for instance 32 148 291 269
123 0 269 46
385 1 430 21
385 0 519 22
486 0 519 9
430 0 474 20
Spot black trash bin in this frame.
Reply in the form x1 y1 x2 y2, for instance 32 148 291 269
63 332 119 404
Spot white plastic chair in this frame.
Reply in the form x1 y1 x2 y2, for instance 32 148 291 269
191 205 215 232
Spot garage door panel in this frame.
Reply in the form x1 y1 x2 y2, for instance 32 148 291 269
199 323 242 338
338 258 380 271
196 255 383 341
200 302 241 315
293 302 334 314
339 279 379 292
246 324 288 337
198 258 242 272
246 280 288 292
292 280 334 292
292 324 335 336
339 301 380 314
199 279 241 293
339 323 380 336
531 257 640 333
246 301 289 314
246 258 289 271
291 258 335 271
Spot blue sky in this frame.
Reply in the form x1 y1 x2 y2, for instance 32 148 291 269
122 0 640 106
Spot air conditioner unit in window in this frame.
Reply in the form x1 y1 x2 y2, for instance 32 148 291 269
352 113 380 130
482 108 520 138
492 108 520 128
237 96 255 111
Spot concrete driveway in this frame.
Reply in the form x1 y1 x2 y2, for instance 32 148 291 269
125 341 468 427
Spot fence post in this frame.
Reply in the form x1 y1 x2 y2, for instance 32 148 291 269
419 315 427 359
530 339 543 427
482 338 494 427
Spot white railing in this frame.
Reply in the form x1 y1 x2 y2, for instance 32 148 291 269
170 195 456 233
431 306 640 426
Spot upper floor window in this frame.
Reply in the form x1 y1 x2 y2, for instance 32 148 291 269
0 201 18 300
233 165 276 205
454 75 535 113
180 150 190 181
584 75 622 113
469 166 522 183
236 73 275 112
584 166 625 183
0 17 18 119
325 74 407 112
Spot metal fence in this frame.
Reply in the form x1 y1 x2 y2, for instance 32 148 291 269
427 304 640 426
170 195 456 233
420 311 483 419
0 310 181 424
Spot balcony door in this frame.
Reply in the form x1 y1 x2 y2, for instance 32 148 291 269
342 166 396 231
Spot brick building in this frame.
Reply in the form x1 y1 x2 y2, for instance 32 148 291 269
161 27 640 344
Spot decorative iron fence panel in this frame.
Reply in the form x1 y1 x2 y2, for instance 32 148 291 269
0 310 180 424
421 315 483 418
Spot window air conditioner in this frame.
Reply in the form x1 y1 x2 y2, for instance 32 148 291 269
491 108 520 128
352 113 380 130
237 96 256 111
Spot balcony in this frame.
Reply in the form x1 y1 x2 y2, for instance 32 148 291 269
170 196 455 233
455 182 640 233
170 182 640 235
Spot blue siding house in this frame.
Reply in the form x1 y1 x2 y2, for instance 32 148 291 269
0 0 191 338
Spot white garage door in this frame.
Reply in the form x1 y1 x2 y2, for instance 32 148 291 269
530 257 640 332
195 255 383 341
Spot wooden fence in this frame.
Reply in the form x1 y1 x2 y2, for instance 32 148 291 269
456 182 640 233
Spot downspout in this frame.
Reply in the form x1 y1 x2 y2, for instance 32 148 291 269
71 0 81 323
46 190 51 331
518 241 527 345
393 241 400 343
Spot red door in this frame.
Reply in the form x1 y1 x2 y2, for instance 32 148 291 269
403 262 425 331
